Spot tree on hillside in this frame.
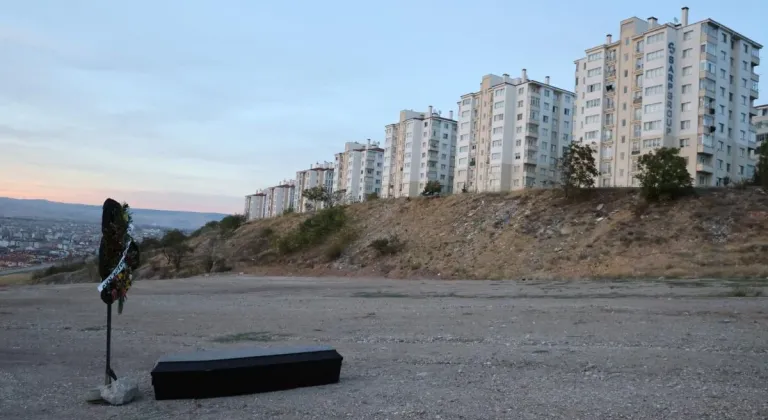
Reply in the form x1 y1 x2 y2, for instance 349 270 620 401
303 186 328 211
635 147 693 201
421 180 442 196
558 142 599 197
218 214 246 232
328 190 347 207
753 141 768 187
159 229 191 270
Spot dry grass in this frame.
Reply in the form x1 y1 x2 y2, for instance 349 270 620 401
140 187 768 281
0 272 33 286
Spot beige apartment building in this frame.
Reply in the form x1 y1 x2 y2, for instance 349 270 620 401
294 162 334 212
454 71 575 192
382 106 457 197
573 7 762 187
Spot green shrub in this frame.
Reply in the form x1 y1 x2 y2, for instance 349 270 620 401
276 206 347 254
635 147 693 201
219 214 246 233
369 235 405 255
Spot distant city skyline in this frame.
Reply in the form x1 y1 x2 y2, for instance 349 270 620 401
2 0 765 213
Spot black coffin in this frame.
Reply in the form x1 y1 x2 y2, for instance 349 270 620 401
150 345 343 400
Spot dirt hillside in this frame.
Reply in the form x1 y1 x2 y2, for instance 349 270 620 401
140 187 768 281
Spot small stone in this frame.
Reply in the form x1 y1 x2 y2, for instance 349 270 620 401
99 378 139 406
84 387 103 403
596 204 604 211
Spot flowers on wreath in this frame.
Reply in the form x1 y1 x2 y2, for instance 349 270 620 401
99 202 140 314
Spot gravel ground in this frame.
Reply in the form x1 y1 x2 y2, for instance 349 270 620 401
1 276 767 420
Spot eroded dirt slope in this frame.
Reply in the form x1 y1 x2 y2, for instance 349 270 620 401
143 188 768 280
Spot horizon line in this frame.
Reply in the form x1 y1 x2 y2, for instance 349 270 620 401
0 195 232 215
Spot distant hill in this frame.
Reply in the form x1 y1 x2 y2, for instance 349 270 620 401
0 197 228 230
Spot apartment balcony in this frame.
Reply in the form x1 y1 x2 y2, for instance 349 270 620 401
751 73 760 83
750 106 758 117
697 138 715 155
704 52 718 65
605 103 615 111
634 63 644 73
605 70 616 81
524 144 539 153
631 148 641 155
696 162 714 173
751 51 761 66
632 96 643 105
606 54 616 64
522 153 537 164
700 30 718 46
750 86 759 100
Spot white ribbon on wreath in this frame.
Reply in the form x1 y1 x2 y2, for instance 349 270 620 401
97 224 135 293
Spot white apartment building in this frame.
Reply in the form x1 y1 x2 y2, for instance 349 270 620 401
334 140 384 202
294 162 335 212
454 71 575 192
382 106 457 197
244 192 267 221
573 7 762 187
263 180 296 217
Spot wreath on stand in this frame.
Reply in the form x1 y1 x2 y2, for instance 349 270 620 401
98 200 141 313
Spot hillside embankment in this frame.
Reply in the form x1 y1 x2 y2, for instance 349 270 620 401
134 187 768 281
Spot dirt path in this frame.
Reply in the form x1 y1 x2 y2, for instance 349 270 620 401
1 276 766 419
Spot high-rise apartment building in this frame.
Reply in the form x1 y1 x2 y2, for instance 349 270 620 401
334 140 384 202
382 106 457 197
244 192 267 221
454 71 575 192
572 7 762 187
294 162 335 212
263 180 296 217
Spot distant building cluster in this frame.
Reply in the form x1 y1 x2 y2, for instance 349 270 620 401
244 7 765 221
0 218 164 270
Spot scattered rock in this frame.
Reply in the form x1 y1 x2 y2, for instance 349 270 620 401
84 387 103 403
596 204 604 211
99 378 139 406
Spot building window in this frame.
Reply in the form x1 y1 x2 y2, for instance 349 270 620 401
647 33 664 44
645 66 664 78
682 48 692 58
646 49 664 61
643 120 661 131
644 84 663 95
680 120 691 129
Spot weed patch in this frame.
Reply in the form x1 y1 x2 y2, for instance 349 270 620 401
729 286 763 297
369 235 405 255
276 207 347 254
212 331 289 343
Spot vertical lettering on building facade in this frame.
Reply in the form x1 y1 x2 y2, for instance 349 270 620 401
666 42 676 135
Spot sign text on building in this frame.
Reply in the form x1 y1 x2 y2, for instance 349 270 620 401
665 42 675 135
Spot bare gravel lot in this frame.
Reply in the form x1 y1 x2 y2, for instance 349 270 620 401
1 276 767 420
